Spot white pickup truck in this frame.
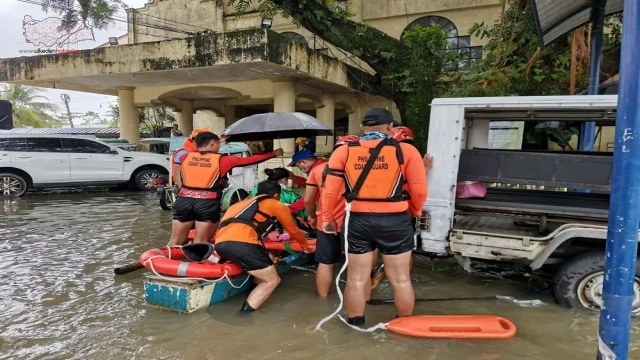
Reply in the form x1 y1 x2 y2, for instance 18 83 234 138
418 95 639 313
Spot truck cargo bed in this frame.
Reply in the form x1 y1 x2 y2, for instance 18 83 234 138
455 188 610 221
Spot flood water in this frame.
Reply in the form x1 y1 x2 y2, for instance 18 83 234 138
1 191 639 360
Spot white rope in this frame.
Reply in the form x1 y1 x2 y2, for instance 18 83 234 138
314 203 388 333
143 255 251 289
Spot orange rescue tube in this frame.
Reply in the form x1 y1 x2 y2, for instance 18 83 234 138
263 240 317 253
187 229 215 243
139 247 243 278
385 315 516 339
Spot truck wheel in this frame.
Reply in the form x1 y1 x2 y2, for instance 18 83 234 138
134 169 164 191
0 172 29 197
553 251 640 314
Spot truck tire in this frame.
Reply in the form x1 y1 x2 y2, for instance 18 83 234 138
0 172 29 197
553 251 640 314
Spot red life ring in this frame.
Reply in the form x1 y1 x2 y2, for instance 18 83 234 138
139 247 243 278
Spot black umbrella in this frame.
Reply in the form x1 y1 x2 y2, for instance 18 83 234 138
221 112 333 142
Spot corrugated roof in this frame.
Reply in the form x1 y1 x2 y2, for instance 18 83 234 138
531 0 624 47
0 127 151 137
0 127 119 135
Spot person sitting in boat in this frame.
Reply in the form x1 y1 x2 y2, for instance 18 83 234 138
170 132 283 246
248 168 308 218
215 181 314 312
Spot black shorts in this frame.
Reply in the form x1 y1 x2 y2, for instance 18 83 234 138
315 231 343 265
342 212 413 255
215 241 273 272
172 197 221 223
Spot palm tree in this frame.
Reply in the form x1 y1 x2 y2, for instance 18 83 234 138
0 84 60 128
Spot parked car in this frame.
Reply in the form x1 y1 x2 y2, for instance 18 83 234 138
0 135 170 196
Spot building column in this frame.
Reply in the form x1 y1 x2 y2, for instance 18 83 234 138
273 80 296 155
316 93 335 156
348 97 362 136
179 100 194 135
118 87 139 143
224 104 236 128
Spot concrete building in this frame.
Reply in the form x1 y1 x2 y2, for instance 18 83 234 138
0 0 502 159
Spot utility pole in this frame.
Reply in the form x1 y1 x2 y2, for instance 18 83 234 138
60 93 74 128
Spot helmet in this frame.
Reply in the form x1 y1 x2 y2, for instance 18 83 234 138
334 135 360 148
390 126 414 143
190 128 213 138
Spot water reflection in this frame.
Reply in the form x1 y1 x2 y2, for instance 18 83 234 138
0 191 638 360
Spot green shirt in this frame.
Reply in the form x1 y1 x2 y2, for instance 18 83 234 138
248 186 308 218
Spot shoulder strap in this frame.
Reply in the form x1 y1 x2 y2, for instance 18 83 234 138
345 139 388 202
391 138 404 165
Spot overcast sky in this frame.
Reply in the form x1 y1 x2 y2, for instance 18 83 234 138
0 0 148 124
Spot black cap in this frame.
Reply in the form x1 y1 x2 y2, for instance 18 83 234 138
362 108 394 126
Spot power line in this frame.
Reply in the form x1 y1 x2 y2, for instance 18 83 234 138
17 0 201 36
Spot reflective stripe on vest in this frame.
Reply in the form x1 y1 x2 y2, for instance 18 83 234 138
218 196 277 241
343 139 405 202
180 152 224 191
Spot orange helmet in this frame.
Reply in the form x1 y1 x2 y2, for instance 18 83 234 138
390 126 414 143
190 128 213 138
334 135 360 148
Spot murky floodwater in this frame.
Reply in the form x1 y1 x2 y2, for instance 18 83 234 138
1 191 639 360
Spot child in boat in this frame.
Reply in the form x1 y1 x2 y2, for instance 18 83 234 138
215 181 313 312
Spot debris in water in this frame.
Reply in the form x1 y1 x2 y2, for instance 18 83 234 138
496 295 545 307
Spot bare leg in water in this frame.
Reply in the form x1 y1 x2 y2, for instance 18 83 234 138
365 249 380 301
381 250 414 317
193 221 218 243
245 266 281 310
345 251 376 318
316 263 334 297
168 220 194 246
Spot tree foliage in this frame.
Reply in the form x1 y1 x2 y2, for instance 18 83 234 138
0 84 62 128
449 0 587 97
141 105 177 137
40 0 124 31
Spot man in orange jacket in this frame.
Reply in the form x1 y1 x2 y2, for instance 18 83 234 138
215 181 313 312
322 108 427 325
169 132 283 246
170 128 210 183
305 135 359 298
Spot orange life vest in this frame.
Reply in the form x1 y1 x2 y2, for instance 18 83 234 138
180 152 226 191
218 196 278 242
343 138 405 202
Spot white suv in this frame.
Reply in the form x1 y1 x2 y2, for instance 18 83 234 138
0 135 170 196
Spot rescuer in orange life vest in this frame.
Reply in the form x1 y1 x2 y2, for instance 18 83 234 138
169 132 284 246
215 180 313 312
322 108 428 326
171 128 212 183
